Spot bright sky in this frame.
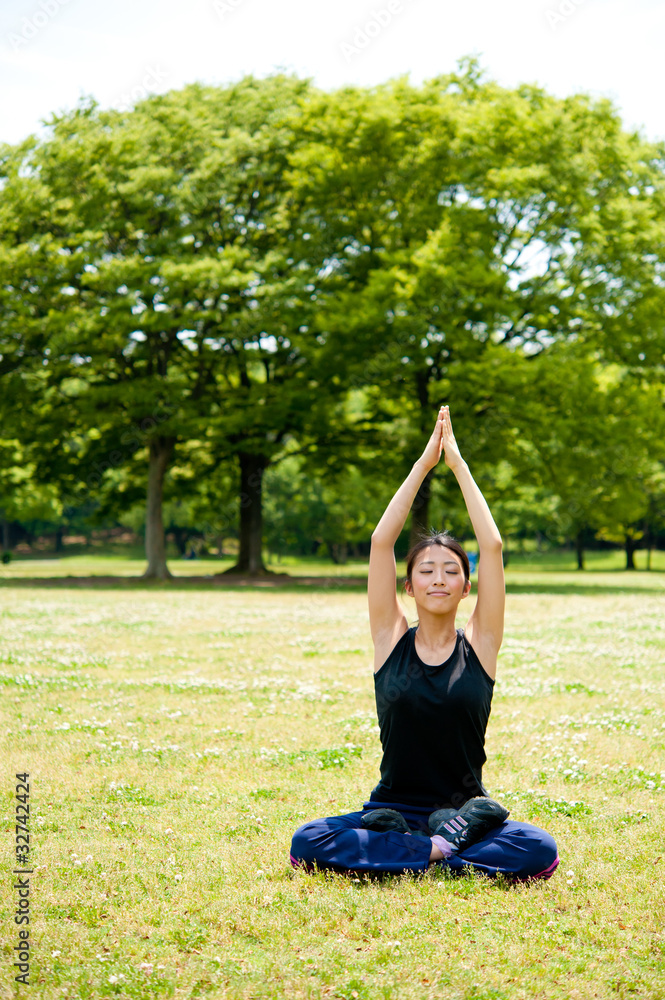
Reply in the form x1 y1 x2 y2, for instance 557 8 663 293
1 0 664 146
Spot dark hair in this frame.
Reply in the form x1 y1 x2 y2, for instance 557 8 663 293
405 529 470 587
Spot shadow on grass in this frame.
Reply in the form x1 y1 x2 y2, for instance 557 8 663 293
0 573 368 592
289 863 522 891
0 572 663 595
504 579 665 596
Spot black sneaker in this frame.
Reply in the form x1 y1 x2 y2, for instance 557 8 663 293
428 797 509 851
360 808 411 834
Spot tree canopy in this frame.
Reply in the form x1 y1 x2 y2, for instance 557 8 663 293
2 64 664 574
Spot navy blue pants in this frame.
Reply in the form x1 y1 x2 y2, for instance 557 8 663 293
290 799 559 880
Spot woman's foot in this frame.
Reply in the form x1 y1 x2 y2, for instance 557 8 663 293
429 834 455 864
428 797 510 851
360 808 411 833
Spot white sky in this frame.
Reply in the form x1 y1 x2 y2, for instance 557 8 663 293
1 0 663 146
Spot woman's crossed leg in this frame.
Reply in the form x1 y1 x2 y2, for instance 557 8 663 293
290 809 559 881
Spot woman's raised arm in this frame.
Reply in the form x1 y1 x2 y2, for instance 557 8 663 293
368 407 446 663
371 406 448 547
440 406 505 667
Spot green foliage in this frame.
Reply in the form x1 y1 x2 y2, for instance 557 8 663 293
262 455 385 558
1 66 665 567
502 344 665 559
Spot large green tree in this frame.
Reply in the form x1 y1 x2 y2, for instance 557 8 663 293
3 65 665 572
286 62 665 545
3 76 358 577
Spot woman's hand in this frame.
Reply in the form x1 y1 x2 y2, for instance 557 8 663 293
418 406 446 471
418 405 466 472
441 405 465 471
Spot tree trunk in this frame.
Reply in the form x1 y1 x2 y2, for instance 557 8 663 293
142 436 175 580
625 535 638 571
330 541 348 564
2 518 10 551
408 467 434 550
575 529 585 571
55 526 64 553
224 452 269 575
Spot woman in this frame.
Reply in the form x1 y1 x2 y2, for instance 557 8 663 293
290 406 559 880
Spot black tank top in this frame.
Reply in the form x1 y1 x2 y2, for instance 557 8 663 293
371 626 495 809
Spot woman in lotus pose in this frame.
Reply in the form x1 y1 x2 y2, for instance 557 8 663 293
290 406 559 879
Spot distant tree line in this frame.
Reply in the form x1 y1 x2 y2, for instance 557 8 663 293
1 61 665 577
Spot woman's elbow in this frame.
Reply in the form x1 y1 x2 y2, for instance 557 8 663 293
371 530 391 546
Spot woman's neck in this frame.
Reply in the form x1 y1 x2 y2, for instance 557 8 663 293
414 610 458 650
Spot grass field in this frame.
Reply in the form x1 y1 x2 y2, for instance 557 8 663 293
1 557 664 999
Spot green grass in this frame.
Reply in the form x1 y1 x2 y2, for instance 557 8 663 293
1 569 664 999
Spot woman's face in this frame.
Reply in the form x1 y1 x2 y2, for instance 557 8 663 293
405 545 470 610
